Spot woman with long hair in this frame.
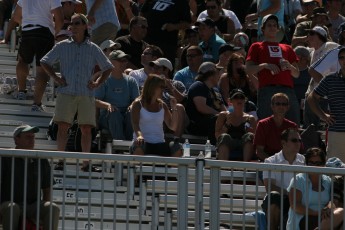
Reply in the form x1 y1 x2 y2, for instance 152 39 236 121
130 74 182 157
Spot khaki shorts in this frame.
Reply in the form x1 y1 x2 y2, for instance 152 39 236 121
91 22 118 46
327 131 345 163
54 94 96 126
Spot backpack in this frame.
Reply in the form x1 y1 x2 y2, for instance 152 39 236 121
65 120 97 152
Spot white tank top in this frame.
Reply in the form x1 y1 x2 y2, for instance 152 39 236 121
134 102 165 143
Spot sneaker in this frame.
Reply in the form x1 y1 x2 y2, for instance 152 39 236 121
31 104 46 112
17 91 27 100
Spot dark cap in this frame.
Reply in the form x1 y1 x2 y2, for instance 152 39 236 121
338 22 345 36
195 18 215 28
311 7 328 18
185 26 198 34
262 14 278 28
13 125 39 137
198 62 223 74
109 50 131 60
230 89 246 99
218 44 241 56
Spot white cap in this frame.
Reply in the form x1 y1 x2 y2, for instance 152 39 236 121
149 58 173 71
61 0 82 4
99 40 121 50
310 26 327 40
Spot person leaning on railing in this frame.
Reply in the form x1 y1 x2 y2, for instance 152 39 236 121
287 147 344 230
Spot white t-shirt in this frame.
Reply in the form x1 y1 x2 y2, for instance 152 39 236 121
129 68 148 88
18 0 61 35
263 150 305 190
197 9 242 30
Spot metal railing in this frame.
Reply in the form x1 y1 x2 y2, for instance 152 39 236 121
0 148 344 230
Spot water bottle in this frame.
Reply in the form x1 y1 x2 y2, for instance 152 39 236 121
182 139 190 157
205 140 212 159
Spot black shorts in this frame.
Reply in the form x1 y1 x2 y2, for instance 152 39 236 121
18 27 54 66
130 141 181 156
261 191 290 216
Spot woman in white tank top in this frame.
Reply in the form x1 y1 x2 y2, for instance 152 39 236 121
130 74 182 157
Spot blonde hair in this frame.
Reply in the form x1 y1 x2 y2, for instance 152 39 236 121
140 74 165 105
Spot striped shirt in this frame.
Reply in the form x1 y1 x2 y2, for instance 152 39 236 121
314 72 345 132
85 0 120 30
41 38 113 97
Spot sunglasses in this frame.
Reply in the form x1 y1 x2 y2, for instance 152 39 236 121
303 2 317 6
273 102 288 106
206 5 217 9
136 24 148 29
186 54 201 58
339 56 345 60
308 161 324 166
288 138 302 143
70 21 82 26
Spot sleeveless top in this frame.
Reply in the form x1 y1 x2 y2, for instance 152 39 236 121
134 101 165 143
224 116 250 139
214 15 229 35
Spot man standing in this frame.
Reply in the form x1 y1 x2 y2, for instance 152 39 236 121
86 0 120 46
115 16 149 70
262 128 305 230
307 47 345 163
246 14 300 125
254 93 298 161
40 14 113 172
11 0 64 111
0 125 60 230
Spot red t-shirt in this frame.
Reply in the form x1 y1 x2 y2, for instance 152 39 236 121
253 116 298 157
246 41 298 89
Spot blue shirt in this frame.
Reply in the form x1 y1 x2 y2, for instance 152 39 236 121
314 72 345 132
173 66 197 91
85 0 120 30
95 75 139 112
41 37 113 97
199 34 226 63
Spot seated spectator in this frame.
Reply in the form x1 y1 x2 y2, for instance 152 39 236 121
196 17 226 63
296 0 320 24
150 58 188 138
115 16 148 70
129 45 163 89
0 0 14 39
232 32 249 55
0 125 60 230
287 147 343 230
130 74 182 157
219 53 258 105
95 50 139 140
254 93 298 161
262 128 305 230
174 45 203 91
186 62 227 144
327 0 345 43
215 89 256 161
178 26 200 69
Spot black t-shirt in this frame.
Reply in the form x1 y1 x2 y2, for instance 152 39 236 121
115 35 148 69
229 0 255 24
186 81 224 123
1 157 51 205
140 0 191 46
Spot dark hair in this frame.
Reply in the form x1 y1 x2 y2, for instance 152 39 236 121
226 53 245 77
305 147 327 165
281 128 299 141
140 74 165 105
145 45 164 58
129 16 147 31
187 45 203 55
206 0 222 6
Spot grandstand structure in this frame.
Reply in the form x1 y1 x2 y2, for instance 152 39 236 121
0 43 344 230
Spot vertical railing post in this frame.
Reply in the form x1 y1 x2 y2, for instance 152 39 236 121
177 164 188 230
195 158 205 230
209 166 220 230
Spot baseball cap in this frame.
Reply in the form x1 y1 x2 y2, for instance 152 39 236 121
326 157 345 168
261 14 279 28
311 7 328 18
99 40 121 51
308 26 327 40
185 26 198 34
109 50 131 60
61 0 82 3
230 89 246 99
13 125 39 137
218 44 241 56
198 62 223 74
149 58 173 71
195 18 216 28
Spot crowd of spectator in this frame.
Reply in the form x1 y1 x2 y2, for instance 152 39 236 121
1 0 345 228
